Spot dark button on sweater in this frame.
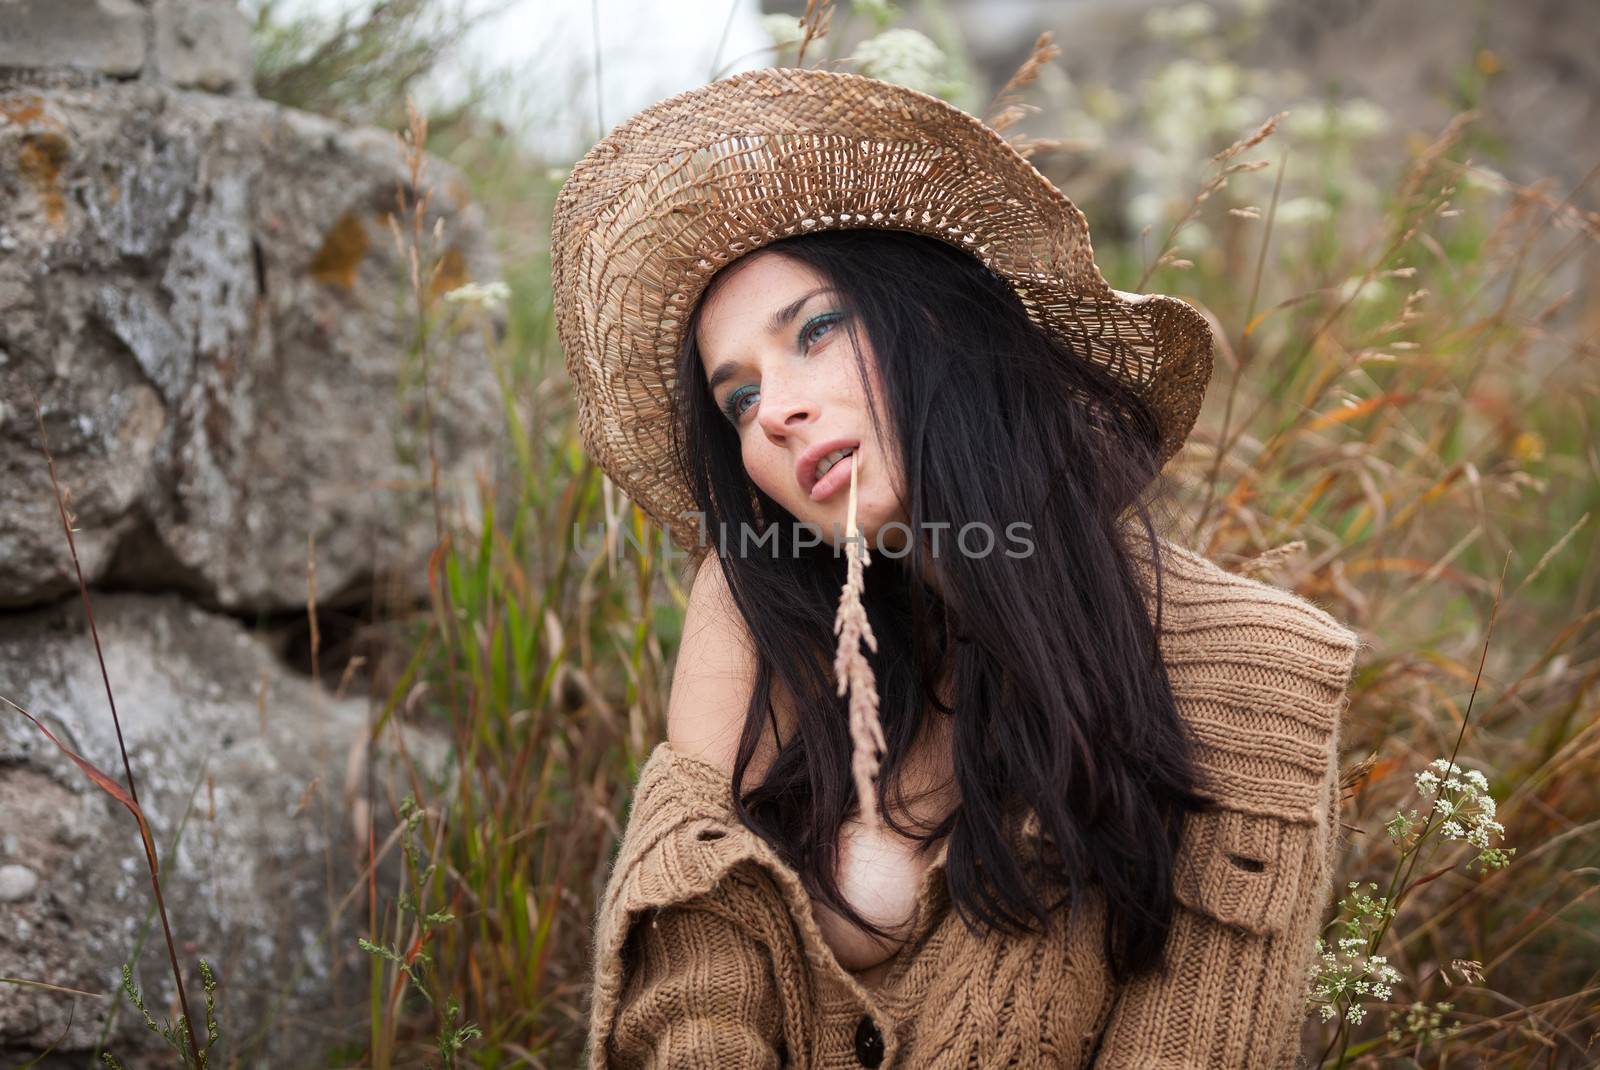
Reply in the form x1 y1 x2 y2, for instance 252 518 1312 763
854 1013 884 1067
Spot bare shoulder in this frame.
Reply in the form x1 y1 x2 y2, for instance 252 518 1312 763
667 555 783 785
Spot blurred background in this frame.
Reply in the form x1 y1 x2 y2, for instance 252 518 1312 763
1 0 1597 1066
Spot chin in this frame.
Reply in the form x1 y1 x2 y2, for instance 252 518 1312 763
805 503 910 554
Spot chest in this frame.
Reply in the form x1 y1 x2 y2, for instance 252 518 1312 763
811 816 943 973
809 730 960 976
805 694 961 975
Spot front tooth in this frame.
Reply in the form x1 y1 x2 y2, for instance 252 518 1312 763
816 447 854 482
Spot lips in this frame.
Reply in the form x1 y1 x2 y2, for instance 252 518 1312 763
809 449 856 502
796 437 862 500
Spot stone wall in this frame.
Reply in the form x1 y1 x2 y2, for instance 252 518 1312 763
1 82 501 611
0 3 493 1065
0 0 254 95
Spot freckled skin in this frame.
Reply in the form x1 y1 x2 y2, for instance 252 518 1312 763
695 250 912 552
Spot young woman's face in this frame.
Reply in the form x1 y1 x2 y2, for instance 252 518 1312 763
695 250 910 550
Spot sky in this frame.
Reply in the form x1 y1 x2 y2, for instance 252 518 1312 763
265 0 777 161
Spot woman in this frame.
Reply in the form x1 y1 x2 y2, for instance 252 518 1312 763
552 66 1361 1069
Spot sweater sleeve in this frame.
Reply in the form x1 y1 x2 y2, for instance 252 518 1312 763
584 744 799 1070
604 889 785 1069
1093 551 1362 1069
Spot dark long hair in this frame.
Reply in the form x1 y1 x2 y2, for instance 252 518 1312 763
672 228 1219 985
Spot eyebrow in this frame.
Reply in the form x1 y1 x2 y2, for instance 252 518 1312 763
705 286 834 395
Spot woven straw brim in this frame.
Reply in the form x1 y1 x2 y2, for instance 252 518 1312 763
551 66 1215 554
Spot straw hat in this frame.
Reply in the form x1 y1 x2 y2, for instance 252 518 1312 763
551 65 1215 555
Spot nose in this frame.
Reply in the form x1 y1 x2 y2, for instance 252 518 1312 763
756 374 817 443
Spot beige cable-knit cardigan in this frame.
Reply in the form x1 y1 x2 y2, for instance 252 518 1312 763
583 536 1362 1069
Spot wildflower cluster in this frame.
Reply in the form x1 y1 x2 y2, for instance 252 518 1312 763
1410 759 1515 872
1122 0 1412 268
759 13 804 48
1313 756 1516 1058
1306 881 1402 1025
1143 2 1218 41
853 29 954 98
1385 999 1463 1048
441 280 510 310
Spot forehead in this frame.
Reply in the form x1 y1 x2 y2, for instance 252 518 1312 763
694 251 827 353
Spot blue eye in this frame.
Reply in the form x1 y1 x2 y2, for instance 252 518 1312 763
799 311 843 349
722 384 757 423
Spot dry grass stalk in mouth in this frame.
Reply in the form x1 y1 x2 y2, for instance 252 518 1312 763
832 450 887 830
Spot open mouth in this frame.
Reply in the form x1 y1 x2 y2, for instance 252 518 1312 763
809 445 857 502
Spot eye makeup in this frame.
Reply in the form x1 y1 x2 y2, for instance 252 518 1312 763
717 308 848 425
798 310 843 349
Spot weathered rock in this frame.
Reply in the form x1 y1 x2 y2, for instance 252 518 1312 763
0 592 448 1067
152 0 254 93
0 863 40 902
0 0 254 94
0 0 147 81
0 82 503 612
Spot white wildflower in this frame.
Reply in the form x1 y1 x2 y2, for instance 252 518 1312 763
1386 1000 1463 1049
1200 62 1239 101
1173 221 1212 252
1059 111 1108 150
1339 277 1388 304
1082 83 1125 124
1306 922 1406 1028
1221 94 1267 132
1336 98 1391 139
854 28 947 96
1286 98 1388 142
1144 2 1218 40
1286 105 1335 141
1273 197 1337 228
1412 757 1516 873
442 281 510 310
761 13 804 47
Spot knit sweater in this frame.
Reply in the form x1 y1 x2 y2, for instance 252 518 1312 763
583 536 1363 1069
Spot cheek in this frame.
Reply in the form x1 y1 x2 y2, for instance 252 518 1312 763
741 438 792 502
862 478 911 528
